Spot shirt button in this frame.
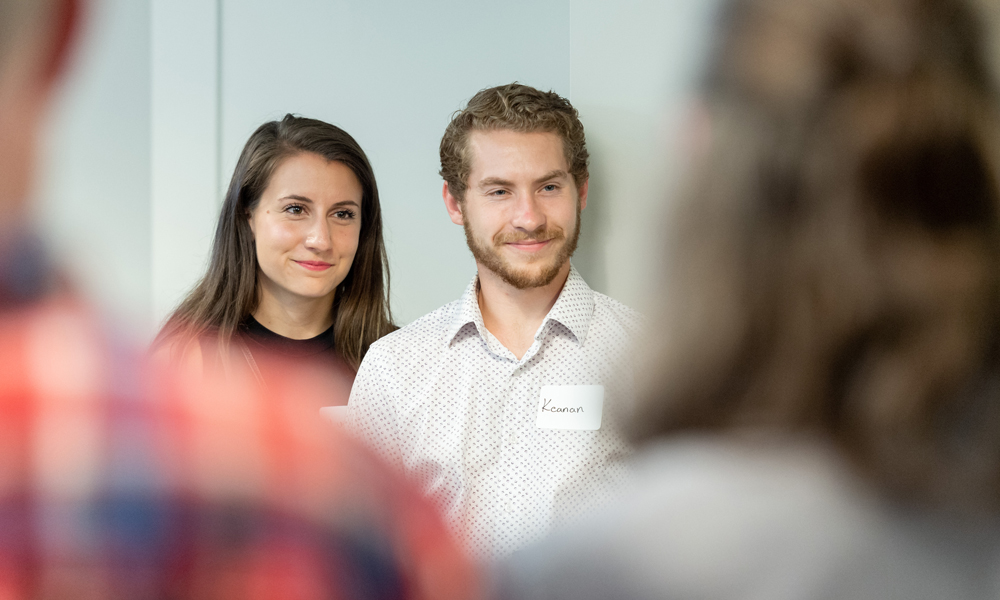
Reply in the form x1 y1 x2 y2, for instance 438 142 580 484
507 431 518 445
504 501 513 514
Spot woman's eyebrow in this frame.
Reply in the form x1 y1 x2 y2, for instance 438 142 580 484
279 194 314 204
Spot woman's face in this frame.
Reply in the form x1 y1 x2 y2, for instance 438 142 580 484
248 152 363 311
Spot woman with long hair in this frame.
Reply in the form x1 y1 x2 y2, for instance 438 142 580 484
155 114 394 395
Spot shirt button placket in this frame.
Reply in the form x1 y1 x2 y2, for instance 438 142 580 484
504 365 519 521
505 365 518 444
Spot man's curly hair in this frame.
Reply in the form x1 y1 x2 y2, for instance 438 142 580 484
439 82 589 201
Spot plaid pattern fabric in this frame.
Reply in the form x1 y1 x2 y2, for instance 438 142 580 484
0 298 477 600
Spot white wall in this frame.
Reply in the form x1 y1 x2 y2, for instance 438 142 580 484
219 0 574 325
569 0 718 312
37 0 152 339
39 0 721 339
151 0 220 327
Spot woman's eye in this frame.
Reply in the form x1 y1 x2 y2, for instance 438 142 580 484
334 209 357 220
284 204 305 215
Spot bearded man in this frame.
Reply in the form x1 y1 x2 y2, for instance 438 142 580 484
349 83 642 560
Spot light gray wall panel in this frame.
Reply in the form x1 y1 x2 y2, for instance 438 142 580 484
221 0 572 325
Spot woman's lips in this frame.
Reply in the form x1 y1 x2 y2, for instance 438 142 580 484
295 260 333 271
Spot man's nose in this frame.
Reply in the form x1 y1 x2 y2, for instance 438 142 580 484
510 192 544 231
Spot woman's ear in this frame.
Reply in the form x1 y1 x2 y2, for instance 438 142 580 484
245 206 256 239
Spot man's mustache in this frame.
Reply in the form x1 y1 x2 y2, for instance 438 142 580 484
493 227 566 245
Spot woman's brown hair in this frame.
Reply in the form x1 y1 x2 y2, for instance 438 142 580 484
637 0 1000 508
155 114 394 368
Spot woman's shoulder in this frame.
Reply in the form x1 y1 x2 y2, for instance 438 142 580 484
150 333 208 377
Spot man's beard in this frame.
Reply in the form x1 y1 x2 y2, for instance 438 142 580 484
463 207 581 290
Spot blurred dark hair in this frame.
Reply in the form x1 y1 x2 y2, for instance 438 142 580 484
636 0 1000 509
155 114 395 368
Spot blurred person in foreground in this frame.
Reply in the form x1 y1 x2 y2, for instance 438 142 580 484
495 0 1000 598
0 0 478 598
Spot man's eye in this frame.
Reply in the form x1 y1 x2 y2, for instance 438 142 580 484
542 184 558 192
490 189 509 197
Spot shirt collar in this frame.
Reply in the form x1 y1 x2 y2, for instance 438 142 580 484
446 274 486 345
540 265 594 345
445 264 595 347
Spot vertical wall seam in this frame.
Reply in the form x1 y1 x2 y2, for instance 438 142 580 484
215 0 224 207
568 0 573 101
149 0 157 331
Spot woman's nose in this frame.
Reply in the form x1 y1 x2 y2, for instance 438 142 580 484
304 219 332 251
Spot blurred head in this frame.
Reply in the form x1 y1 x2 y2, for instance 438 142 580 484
639 0 1000 508
158 115 394 368
0 0 79 219
440 84 589 289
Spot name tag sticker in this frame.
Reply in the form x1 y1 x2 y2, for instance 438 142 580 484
536 385 604 430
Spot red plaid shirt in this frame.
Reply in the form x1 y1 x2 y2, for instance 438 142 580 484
0 295 478 599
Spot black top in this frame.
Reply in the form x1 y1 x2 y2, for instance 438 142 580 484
238 315 337 360
237 315 354 405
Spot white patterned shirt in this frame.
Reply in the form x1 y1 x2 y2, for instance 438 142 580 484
348 265 641 559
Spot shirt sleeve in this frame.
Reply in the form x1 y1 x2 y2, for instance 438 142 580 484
347 344 404 469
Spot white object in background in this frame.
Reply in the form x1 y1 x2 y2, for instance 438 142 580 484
320 406 350 427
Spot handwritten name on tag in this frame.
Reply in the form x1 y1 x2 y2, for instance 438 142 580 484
535 385 604 430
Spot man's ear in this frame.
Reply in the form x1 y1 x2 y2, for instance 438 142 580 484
0 0 82 218
578 178 589 211
443 182 465 226
42 0 82 86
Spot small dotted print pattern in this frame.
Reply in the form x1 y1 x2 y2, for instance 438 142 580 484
349 265 643 559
